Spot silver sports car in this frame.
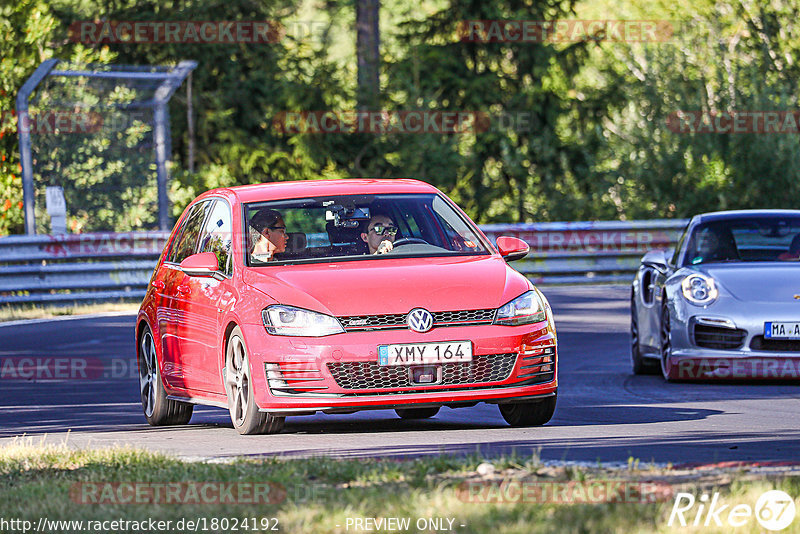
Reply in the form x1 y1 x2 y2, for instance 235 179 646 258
631 210 800 381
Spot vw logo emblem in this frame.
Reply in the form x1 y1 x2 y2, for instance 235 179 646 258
407 308 434 333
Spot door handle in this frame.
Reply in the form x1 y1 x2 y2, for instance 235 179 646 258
151 280 165 290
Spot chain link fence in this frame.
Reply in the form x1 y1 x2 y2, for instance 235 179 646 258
17 60 196 234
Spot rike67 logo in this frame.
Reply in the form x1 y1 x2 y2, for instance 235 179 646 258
668 490 796 531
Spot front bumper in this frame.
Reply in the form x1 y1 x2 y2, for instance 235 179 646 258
239 322 558 412
667 299 800 380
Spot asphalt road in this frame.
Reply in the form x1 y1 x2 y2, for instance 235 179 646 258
2 285 800 465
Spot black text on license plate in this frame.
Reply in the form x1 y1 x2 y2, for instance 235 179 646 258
765 322 800 339
378 341 472 366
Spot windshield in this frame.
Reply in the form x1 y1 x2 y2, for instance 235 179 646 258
683 217 800 266
244 193 490 265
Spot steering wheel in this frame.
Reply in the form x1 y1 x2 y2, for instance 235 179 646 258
392 237 429 247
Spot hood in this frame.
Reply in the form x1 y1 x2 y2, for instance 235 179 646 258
696 263 800 303
242 255 529 316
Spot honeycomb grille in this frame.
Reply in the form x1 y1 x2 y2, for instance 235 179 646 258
338 309 496 332
434 309 496 324
339 313 407 330
327 353 517 390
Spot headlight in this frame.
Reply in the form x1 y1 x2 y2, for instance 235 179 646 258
681 273 718 305
262 305 344 336
494 290 546 326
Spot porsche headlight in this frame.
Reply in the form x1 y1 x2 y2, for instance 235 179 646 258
681 273 718 306
494 290 546 326
262 305 344 336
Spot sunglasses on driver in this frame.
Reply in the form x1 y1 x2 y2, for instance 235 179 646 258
370 224 398 236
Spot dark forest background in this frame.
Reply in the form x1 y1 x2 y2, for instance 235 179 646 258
2 0 800 233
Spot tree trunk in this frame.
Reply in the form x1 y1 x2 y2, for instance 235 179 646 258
356 0 380 110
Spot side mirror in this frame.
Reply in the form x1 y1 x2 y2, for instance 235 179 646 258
664 247 675 266
642 249 668 271
496 236 530 262
180 252 219 277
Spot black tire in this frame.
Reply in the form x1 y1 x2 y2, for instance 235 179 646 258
138 324 193 426
498 394 557 427
631 296 659 375
395 407 440 419
659 300 676 382
225 326 285 435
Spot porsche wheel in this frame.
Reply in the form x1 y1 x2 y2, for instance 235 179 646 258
631 297 659 375
498 394 556 427
138 324 193 426
225 326 284 435
395 407 440 419
659 300 677 381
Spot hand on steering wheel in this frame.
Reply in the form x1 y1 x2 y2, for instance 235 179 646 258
391 237 428 247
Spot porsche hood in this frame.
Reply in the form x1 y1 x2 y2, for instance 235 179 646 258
694 263 800 303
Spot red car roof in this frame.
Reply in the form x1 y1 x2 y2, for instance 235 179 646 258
220 178 440 203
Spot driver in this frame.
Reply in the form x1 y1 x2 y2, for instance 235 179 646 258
361 214 398 255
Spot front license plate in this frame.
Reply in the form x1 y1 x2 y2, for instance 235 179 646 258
378 341 472 366
765 322 800 339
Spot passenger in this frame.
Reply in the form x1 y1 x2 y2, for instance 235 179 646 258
778 234 800 261
249 208 288 262
361 214 398 255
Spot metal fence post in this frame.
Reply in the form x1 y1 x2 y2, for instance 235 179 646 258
153 103 170 231
152 60 198 232
16 59 59 235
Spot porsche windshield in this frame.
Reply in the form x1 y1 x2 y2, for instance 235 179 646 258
244 193 490 265
683 217 800 265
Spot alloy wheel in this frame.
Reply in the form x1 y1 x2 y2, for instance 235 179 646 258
139 330 157 418
226 335 250 427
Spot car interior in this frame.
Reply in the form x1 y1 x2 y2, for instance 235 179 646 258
247 194 486 264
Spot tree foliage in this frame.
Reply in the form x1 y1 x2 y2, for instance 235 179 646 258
2 0 800 234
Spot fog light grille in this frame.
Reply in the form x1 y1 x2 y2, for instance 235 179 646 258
693 324 746 350
517 344 556 384
265 362 327 394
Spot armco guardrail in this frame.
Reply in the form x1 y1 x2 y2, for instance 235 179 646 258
0 220 688 305
481 219 688 285
0 232 169 305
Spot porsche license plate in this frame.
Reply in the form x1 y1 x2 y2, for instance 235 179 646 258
764 322 800 339
378 341 472 366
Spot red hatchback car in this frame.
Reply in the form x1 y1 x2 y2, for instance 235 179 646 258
136 179 558 434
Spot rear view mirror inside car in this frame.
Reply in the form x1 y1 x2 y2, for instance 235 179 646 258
325 205 370 227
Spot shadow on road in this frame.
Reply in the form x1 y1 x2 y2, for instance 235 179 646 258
230 427 800 465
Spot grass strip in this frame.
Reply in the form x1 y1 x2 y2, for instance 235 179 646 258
2 439 799 533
